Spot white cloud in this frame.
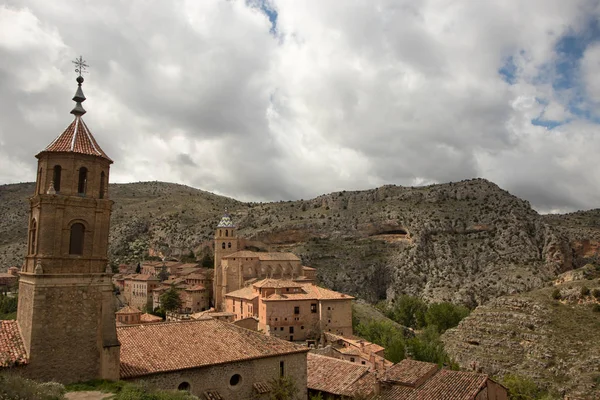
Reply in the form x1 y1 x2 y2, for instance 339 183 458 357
0 0 599 212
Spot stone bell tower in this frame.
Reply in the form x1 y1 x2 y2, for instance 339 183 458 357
214 210 239 310
16 57 120 383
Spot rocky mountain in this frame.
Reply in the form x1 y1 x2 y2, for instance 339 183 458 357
1 179 598 306
442 265 600 399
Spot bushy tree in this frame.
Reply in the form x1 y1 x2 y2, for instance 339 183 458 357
160 286 182 312
355 320 406 363
502 374 559 400
0 293 18 319
424 302 470 333
406 326 452 365
389 295 428 329
200 253 213 268
269 376 299 400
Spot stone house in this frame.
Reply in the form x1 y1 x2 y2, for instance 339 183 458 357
322 332 392 371
225 278 354 341
123 274 160 310
307 353 376 399
0 267 19 292
118 319 309 399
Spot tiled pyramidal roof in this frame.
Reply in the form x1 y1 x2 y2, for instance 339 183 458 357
217 211 236 228
38 74 112 162
41 116 112 162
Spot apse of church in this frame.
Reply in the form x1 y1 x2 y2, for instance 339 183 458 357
16 57 120 383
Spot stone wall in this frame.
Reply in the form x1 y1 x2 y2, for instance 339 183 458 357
130 352 308 400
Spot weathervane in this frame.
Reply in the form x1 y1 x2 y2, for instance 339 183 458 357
72 55 89 77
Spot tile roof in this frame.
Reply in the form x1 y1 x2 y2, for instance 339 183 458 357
124 274 159 282
222 251 300 261
302 266 317 271
0 321 28 367
224 286 258 300
253 279 304 289
253 381 272 394
116 306 142 315
307 353 372 397
217 213 236 228
384 359 439 387
260 282 354 302
117 319 308 378
140 313 163 323
185 285 206 291
40 116 112 162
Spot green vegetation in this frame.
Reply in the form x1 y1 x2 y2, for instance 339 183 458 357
0 372 66 400
160 286 182 312
0 292 17 320
66 379 198 399
268 375 299 400
355 296 469 365
580 286 590 296
501 374 559 400
551 288 561 300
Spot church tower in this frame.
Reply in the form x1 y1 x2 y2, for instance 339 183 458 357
16 60 120 383
214 210 238 310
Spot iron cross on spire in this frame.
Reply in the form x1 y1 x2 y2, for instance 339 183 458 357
72 55 89 77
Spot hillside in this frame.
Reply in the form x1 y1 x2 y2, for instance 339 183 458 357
442 266 600 399
1 179 599 305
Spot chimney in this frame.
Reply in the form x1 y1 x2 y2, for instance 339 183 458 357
373 371 382 396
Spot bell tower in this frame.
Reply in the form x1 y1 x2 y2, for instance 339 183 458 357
16 57 120 383
214 210 238 310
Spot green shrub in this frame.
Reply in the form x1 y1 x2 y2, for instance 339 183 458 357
0 373 66 400
592 289 600 299
354 320 406 363
580 286 590 297
424 302 470 333
405 326 453 366
501 374 558 400
551 288 561 300
113 382 199 400
592 304 600 313
388 295 428 329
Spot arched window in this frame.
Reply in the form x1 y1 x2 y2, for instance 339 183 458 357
228 242 231 248
78 167 88 195
178 382 191 392
221 242 226 249
53 165 62 193
225 230 229 237
29 219 37 254
69 223 85 255
99 171 105 199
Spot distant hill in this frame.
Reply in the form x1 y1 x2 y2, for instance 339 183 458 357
1 179 598 305
443 265 600 399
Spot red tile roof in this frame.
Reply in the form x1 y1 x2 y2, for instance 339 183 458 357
225 286 258 300
258 281 354 301
222 251 300 261
40 116 112 162
379 364 492 400
140 313 163 323
383 359 439 387
0 321 28 367
117 319 308 378
116 306 142 315
307 353 373 397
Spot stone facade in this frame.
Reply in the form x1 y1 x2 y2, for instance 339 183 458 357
130 352 307 399
123 274 159 310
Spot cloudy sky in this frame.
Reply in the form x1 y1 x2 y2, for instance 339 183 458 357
1 0 599 212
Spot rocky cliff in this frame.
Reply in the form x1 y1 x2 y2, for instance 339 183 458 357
2 179 597 306
442 266 600 399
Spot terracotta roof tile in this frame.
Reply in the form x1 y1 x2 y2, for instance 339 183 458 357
253 381 272 394
222 251 300 261
116 306 142 315
185 285 206 291
307 353 372 397
40 116 112 162
258 282 354 302
384 359 439 387
0 321 28 367
253 279 304 289
140 313 163 323
117 319 308 378
225 286 258 300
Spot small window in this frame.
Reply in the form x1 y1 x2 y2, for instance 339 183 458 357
301 325 304 329
228 242 231 248
230 374 241 386
280 361 285 377
280 327 284 331
29 219 37 254
53 165 62 192
289 326 294 333
294 306 300 314
350 357 355 362
225 229 229 237
78 167 88 195
361 361 366 365
290 335 293 341
311 304 317 313
178 381 191 391
222 242 226 249
327 307 331 310
69 223 85 255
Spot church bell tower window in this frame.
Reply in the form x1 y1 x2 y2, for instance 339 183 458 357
69 223 85 255
99 171 105 199
29 219 37 254
78 167 88 195
53 165 62 193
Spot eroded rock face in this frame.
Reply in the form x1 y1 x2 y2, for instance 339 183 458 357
1 179 598 306
442 279 600 399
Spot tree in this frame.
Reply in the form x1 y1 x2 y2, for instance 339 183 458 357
135 263 141 274
354 320 406 363
200 253 214 268
160 286 182 312
501 374 558 400
389 295 428 329
424 302 470 333
269 376 298 400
